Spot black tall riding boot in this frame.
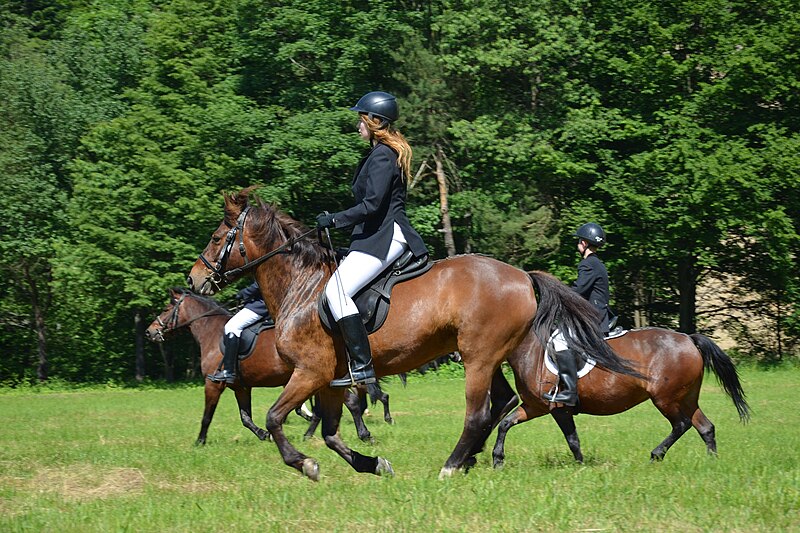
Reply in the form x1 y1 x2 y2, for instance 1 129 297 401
207 332 238 384
330 314 377 388
542 349 579 406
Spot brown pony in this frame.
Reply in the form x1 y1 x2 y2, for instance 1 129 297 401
494 314 750 466
186 187 641 480
144 287 384 444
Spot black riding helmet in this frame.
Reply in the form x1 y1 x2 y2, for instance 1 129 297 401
574 222 606 247
350 91 399 126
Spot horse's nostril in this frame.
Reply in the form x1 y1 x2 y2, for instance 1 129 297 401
186 276 193 288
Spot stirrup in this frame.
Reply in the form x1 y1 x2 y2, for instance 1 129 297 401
207 370 236 384
330 368 376 388
543 386 577 406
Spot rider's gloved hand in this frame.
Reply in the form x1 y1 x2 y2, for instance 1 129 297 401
316 212 335 229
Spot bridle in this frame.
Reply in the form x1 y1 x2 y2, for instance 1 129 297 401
197 205 317 290
151 292 229 341
197 207 252 293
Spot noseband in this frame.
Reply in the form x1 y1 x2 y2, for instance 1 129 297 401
153 292 228 339
153 292 188 340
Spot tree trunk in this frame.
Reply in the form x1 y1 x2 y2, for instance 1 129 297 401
633 276 648 329
435 146 456 257
159 343 174 382
23 264 48 381
135 310 146 381
678 257 697 334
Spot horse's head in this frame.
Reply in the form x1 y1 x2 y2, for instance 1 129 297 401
145 288 187 343
187 186 327 297
146 287 230 342
187 187 256 295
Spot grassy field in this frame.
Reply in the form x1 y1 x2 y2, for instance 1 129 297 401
0 366 797 532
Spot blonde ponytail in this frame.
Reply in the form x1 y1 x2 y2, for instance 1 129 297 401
362 116 412 182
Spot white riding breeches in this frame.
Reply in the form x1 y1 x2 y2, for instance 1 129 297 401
224 308 262 337
551 328 569 352
325 223 409 321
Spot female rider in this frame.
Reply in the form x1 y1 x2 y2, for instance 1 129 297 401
316 91 427 388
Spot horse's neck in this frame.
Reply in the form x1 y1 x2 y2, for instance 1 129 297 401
255 258 331 318
188 315 228 354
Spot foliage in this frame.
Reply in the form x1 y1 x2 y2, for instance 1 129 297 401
0 0 798 383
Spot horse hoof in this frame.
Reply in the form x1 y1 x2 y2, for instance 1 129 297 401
493 459 504 470
375 457 394 477
302 458 320 481
256 431 269 441
438 466 457 480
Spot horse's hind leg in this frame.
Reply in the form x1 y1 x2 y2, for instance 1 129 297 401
492 404 537 469
317 387 392 476
650 399 693 461
439 367 495 478
344 388 374 442
690 407 717 456
465 368 519 466
234 387 269 441
679 385 717 455
490 368 520 429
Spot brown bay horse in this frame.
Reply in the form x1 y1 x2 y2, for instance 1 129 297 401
185 187 642 480
144 287 386 445
495 321 750 466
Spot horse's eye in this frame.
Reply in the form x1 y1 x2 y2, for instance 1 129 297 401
212 235 221 244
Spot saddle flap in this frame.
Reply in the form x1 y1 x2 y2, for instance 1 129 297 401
319 254 432 334
218 317 275 359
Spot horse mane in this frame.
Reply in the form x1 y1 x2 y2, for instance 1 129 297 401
227 187 331 269
170 286 231 316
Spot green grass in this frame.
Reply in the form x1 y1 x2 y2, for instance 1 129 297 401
0 368 797 532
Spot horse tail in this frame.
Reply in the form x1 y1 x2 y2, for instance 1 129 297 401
528 271 645 380
366 382 383 406
690 333 751 423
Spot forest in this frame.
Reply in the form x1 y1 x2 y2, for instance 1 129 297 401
1 0 798 384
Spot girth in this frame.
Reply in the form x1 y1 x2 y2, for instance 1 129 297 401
218 317 276 361
318 250 432 334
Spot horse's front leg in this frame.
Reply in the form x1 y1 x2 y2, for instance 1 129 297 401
266 372 325 480
439 368 494 479
550 407 583 463
344 388 373 442
303 394 322 441
318 387 393 476
196 380 225 445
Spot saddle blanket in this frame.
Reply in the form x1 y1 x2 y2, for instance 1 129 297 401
544 328 627 377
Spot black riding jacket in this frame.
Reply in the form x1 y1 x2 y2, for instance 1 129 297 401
572 253 611 334
331 142 427 260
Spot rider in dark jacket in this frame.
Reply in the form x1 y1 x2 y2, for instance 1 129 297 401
207 281 271 384
543 222 610 406
571 225 611 335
